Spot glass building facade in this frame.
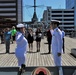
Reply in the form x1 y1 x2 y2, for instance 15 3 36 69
66 0 76 31
66 0 75 9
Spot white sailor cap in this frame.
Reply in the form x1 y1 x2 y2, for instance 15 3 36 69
17 23 25 28
51 20 60 23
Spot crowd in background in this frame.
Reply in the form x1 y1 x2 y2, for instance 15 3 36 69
0 25 65 54
0 26 43 53
0 22 65 75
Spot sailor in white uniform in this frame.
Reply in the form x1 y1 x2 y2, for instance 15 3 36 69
15 24 28 67
51 20 63 75
51 20 63 66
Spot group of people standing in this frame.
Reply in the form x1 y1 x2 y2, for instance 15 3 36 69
27 28 42 52
16 20 65 74
47 23 65 54
15 20 65 68
0 20 65 74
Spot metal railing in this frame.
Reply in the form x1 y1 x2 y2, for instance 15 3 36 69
0 66 76 75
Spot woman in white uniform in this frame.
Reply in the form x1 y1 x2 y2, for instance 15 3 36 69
15 23 28 68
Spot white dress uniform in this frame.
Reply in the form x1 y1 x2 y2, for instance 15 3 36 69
52 27 62 66
15 24 28 67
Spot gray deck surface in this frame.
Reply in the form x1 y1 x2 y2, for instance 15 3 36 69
0 36 76 67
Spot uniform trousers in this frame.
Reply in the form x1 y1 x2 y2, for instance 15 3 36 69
53 54 61 66
63 38 65 53
16 54 26 67
48 43 51 53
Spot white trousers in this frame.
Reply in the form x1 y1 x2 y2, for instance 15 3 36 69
16 54 26 67
53 54 61 66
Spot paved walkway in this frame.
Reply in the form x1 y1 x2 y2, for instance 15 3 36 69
0 36 76 67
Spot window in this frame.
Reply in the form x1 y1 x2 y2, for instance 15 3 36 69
48 17 50 20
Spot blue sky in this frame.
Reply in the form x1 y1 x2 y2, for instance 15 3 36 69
23 0 66 22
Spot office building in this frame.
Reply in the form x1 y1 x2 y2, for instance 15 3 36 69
66 0 75 9
0 0 23 28
66 0 76 31
42 7 74 33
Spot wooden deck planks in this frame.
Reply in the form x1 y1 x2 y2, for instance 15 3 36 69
0 36 76 67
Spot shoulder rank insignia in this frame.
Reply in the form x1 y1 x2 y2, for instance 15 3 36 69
56 29 58 32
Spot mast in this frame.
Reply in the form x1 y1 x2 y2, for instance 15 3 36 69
32 0 38 22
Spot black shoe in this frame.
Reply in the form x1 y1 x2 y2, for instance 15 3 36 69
21 64 26 69
6 52 9 53
39 49 40 51
38 50 40 52
18 64 26 75
37 50 39 52
37 49 40 52
21 64 26 73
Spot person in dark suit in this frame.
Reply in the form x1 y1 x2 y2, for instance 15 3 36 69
47 25 53 54
61 30 65 53
27 28 34 51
